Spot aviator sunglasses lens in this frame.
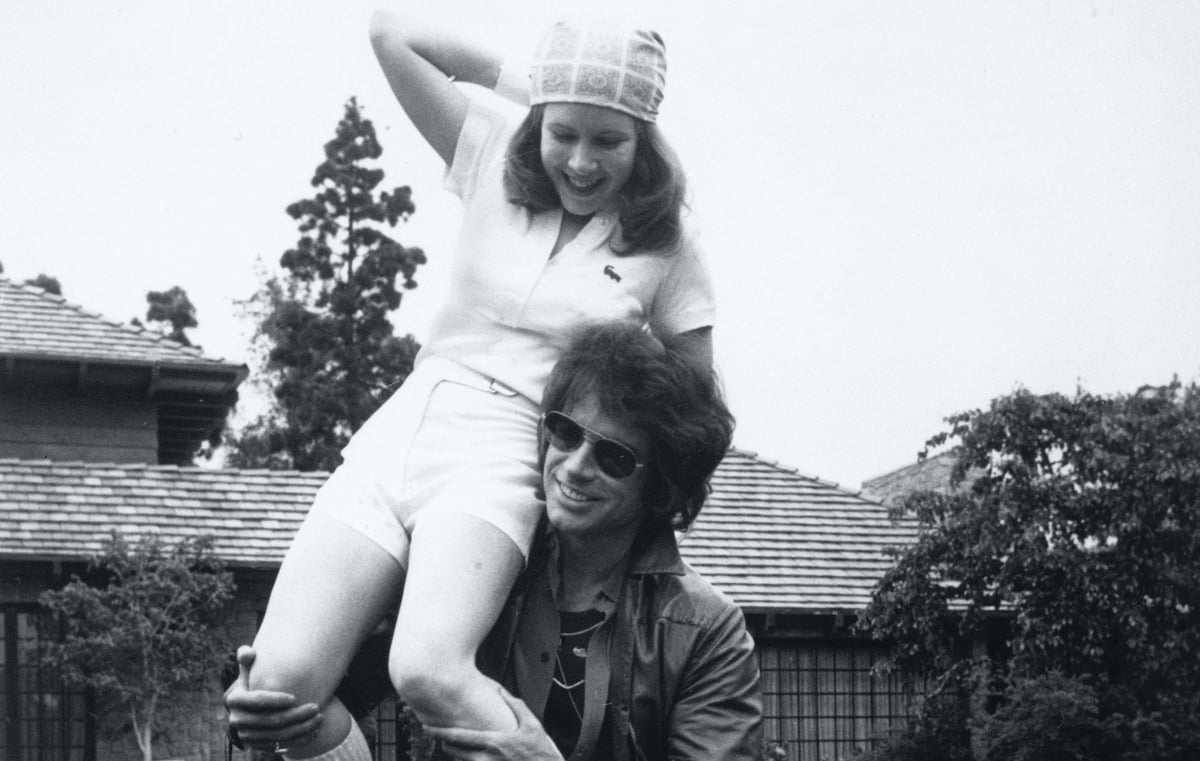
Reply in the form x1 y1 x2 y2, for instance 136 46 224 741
545 412 584 450
544 412 639 479
594 441 636 479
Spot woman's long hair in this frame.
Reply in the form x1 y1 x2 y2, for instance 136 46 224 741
502 104 688 254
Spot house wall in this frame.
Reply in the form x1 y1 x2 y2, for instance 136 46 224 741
744 614 919 761
755 638 918 761
0 386 157 464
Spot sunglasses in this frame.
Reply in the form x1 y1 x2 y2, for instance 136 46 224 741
541 410 646 480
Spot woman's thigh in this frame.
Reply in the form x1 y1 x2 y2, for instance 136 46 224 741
249 513 406 703
393 510 523 662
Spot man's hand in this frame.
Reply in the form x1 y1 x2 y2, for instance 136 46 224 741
425 686 563 761
226 646 323 751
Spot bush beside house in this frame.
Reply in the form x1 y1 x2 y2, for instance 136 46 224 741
40 533 235 761
857 382 1200 761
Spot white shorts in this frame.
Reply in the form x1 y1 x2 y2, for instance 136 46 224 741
305 356 544 569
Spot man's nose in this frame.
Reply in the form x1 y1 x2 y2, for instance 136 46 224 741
562 440 598 477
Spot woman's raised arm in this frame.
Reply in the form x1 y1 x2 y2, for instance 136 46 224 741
368 8 504 164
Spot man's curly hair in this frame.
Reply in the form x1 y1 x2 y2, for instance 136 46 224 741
539 322 733 534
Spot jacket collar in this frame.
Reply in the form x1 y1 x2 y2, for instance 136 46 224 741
534 523 687 602
627 527 687 577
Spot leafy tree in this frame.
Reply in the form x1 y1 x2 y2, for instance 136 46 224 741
858 380 1200 761
0 263 65 295
0 261 61 293
228 97 425 471
143 285 198 346
26 273 63 294
40 532 235 761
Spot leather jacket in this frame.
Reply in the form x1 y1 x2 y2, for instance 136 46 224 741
479 526 763 761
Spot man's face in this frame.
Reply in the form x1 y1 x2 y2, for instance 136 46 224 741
543 393 650 543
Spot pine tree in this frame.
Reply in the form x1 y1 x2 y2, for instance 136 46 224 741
229 97 426 471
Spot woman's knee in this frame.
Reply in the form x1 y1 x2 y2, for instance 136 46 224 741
389 646 475 716
246 645 338 705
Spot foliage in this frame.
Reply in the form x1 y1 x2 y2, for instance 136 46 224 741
144 285 199 346
404 705 441 761
39 532 235 761
858 380 1200 760
227 97 425 472
973 671 1106 761
26 273 63 294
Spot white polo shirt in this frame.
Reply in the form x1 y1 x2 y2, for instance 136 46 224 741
419 100 716 402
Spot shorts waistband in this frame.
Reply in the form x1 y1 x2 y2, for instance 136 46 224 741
416 356 531 405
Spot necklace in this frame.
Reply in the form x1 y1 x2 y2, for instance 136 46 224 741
554 653 585 720
552 609 605 721
559 617 605 637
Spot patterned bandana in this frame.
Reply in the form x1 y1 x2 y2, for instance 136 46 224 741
529 21 668 123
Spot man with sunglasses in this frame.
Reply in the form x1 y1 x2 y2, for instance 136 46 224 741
228 322 762 760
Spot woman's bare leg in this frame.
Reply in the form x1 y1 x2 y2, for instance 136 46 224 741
389 512 524 730
249 514 406 758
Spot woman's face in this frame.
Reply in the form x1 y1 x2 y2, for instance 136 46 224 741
540 102 639 216
543 393 650 543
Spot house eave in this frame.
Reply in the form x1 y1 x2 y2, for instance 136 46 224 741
1 353 247 395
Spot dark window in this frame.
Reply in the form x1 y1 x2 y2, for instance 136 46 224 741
367 699 419 761
1 606 93 761
757 640 920 761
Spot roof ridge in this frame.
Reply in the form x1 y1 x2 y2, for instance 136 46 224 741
5 276 69 303
727 447 862 496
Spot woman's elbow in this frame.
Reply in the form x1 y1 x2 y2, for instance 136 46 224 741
368 8 401 50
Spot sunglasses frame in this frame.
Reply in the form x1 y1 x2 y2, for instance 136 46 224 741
540 410 646 480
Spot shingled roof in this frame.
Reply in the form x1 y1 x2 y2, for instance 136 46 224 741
0 452 917 613
0 276 244 369
0 277 243 370
861 451 964 507
686 451 919 613
0 459 324 568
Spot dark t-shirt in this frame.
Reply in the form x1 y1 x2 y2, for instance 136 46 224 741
543 609 605 756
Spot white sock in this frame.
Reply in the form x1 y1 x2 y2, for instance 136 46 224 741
283 720 370 761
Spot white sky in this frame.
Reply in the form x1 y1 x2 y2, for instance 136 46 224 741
3 0 1199 490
